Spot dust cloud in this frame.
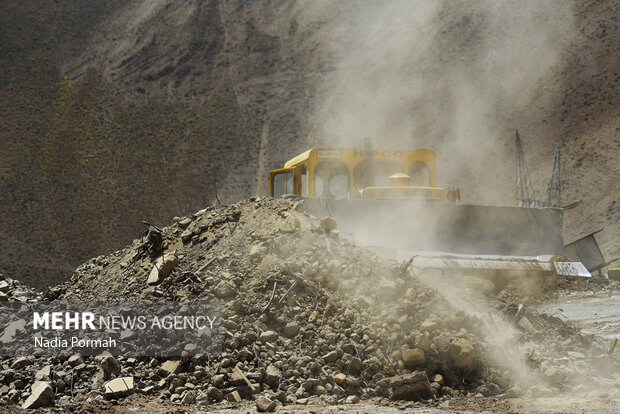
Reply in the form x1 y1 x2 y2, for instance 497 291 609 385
296 0 614 400
305 0 576 205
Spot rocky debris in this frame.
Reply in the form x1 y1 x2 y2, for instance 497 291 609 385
448 338 475 369
22 381 54 409
147 253 179 285
0 198 617 410
160 360 182 376
607 268 620 282
104 376 134 398
402 348 426 369
11 357 32 370
100 356 120 378
283 321 300 338
259 330 278 342
255 395 277 412
264 365 282 387
388 372 433 400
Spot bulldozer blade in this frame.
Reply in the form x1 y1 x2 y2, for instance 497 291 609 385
407 254 590 278
299 198 565 257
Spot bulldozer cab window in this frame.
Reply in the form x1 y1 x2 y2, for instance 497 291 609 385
353 160 403 187
272 170 294 197
408 162 431 186
313 161 349 199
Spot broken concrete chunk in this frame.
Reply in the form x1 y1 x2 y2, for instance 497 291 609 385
0 280 9 293
22 381 54 409
147 254 179 285
104 376 134 398
160 360 182 376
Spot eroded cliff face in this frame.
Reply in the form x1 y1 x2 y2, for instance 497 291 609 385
1 0 618 287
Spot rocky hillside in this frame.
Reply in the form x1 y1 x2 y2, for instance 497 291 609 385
0 0 618 287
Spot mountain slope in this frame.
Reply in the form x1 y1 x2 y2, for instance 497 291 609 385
0 0 618 287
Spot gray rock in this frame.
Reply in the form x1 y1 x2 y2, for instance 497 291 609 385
11 357 31 370
322 350 339 363
181 391 196 405
101 356 120 378
22 381 54 409
207 386 223 401
0 281 9 293
68 355 83 367
226 390 242 403
260 330 278 342
283 322 300 338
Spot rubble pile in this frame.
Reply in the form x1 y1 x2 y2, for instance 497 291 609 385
0 274 42 303
0 198 618 410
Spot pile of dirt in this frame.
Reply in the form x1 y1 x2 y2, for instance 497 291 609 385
0 198 618 411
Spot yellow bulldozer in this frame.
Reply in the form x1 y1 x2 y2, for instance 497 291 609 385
269 142 590 279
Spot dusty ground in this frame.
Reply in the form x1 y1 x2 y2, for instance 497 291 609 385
2 393 617 413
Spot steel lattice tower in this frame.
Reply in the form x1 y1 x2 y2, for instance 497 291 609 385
515 130 534 207
542 142 561 208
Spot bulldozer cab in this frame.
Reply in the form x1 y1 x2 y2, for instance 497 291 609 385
270 148 458 201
